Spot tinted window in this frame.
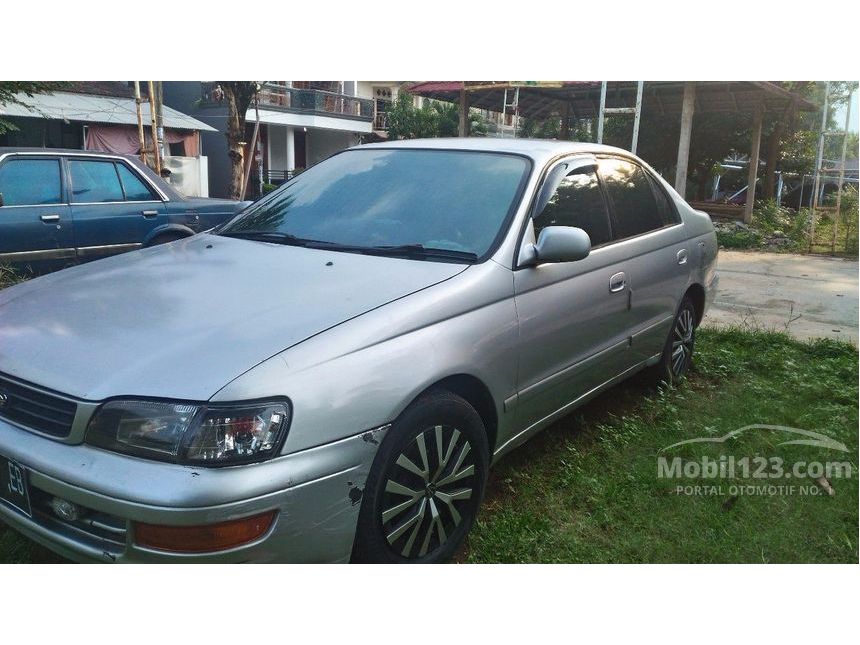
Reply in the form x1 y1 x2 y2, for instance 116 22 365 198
599 158 663 239
70 160 124 203
0 158 62 206
117 163 156 201
533 169 611 246
649 175 680 225
221 149 530 259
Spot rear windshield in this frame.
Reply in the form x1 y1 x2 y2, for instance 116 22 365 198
220 149 530 259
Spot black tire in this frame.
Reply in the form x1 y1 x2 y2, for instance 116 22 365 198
145 232 186 247
652 295 697 385
352 389 489 564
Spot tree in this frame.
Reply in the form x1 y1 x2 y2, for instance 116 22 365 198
386 92 488 140
0 82 67 134
216 82 259 200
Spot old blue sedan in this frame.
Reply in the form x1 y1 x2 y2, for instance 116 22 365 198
0 148 248 272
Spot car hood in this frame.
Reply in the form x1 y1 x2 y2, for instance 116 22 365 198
0 234 467 401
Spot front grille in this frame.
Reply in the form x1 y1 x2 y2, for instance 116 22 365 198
0 373 77 438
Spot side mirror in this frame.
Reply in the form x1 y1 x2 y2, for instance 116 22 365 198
533 226 591 264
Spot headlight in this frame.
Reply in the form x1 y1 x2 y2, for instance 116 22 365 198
86 399 290 466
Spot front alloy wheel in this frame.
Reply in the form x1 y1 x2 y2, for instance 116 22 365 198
353 389 489 563
382 424 478 558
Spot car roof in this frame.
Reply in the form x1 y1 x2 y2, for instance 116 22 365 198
352 137 634 166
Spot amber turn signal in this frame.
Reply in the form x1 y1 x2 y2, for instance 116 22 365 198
134 511 277 553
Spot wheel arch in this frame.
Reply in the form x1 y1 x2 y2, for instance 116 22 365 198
684 282 706 326
412 373 499 455
143 224 195 246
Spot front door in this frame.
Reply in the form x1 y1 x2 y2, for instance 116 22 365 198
0 155 74 272
513 160 633 432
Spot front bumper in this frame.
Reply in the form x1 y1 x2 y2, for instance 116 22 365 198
0 417 386 563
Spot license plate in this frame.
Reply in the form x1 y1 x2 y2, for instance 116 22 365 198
0 454 31 517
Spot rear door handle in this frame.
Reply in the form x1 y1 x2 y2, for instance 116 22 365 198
609 271 626 293
40 214 60 223
141 210 159 218
677 249 688 265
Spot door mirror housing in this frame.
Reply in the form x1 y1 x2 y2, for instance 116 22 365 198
532 226 591 264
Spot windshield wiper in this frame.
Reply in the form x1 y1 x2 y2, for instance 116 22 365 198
219 231 318 246
367 244 479 263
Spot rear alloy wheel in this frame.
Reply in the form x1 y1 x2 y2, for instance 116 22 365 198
653 296 697 384
353 390 488 563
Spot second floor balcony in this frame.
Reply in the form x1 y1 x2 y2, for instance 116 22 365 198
201 83 374 123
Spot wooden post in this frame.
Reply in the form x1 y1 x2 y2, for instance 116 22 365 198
240 92 261 201
133 81 147 164
146 81 161 175
458 88 470 137
674 81 696 197
744 106 763 224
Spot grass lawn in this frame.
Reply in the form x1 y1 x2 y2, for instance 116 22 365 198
1 327 857 564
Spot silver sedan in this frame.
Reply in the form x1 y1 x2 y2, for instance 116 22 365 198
0 138 718 563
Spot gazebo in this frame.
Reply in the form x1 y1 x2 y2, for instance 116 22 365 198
405 81 818 223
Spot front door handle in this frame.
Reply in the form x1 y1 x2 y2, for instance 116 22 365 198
609 271 626 293
677 249 688 265
40 214 60 223
141 210 159 218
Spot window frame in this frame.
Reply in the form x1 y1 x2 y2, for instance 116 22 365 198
0 155 65 208
596 154 682 243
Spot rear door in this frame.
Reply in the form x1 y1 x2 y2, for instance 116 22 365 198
0 155 74 271
597 156 690 364
66 157 167 260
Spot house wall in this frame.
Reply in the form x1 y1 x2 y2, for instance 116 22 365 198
163 82 232 198
305 129 357 167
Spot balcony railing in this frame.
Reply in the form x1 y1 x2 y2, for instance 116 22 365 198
201 83 374 122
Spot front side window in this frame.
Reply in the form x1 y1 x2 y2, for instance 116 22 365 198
219 149 530 261
0 158 62 206
533 169 611 246
599 158 663 240
70 159 124 203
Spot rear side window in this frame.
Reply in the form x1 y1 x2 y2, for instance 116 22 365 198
649 175 681 225
599 158 663 240
70 159 124 203
0 158 62 206
533 169 612 246
116 163 156 201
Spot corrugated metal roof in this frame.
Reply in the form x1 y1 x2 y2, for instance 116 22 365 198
0 91 216 131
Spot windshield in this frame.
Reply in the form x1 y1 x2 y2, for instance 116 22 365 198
218 149 530 261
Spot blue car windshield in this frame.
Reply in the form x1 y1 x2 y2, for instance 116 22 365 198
219 149 530 261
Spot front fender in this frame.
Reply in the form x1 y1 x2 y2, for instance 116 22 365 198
212 262 520 455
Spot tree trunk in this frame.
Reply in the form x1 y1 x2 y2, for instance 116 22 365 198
220 82 257 200
762 102 795 200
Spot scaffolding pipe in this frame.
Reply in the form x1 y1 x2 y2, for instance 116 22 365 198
809 81 830 251
831 87 853 252
631 80 644 154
